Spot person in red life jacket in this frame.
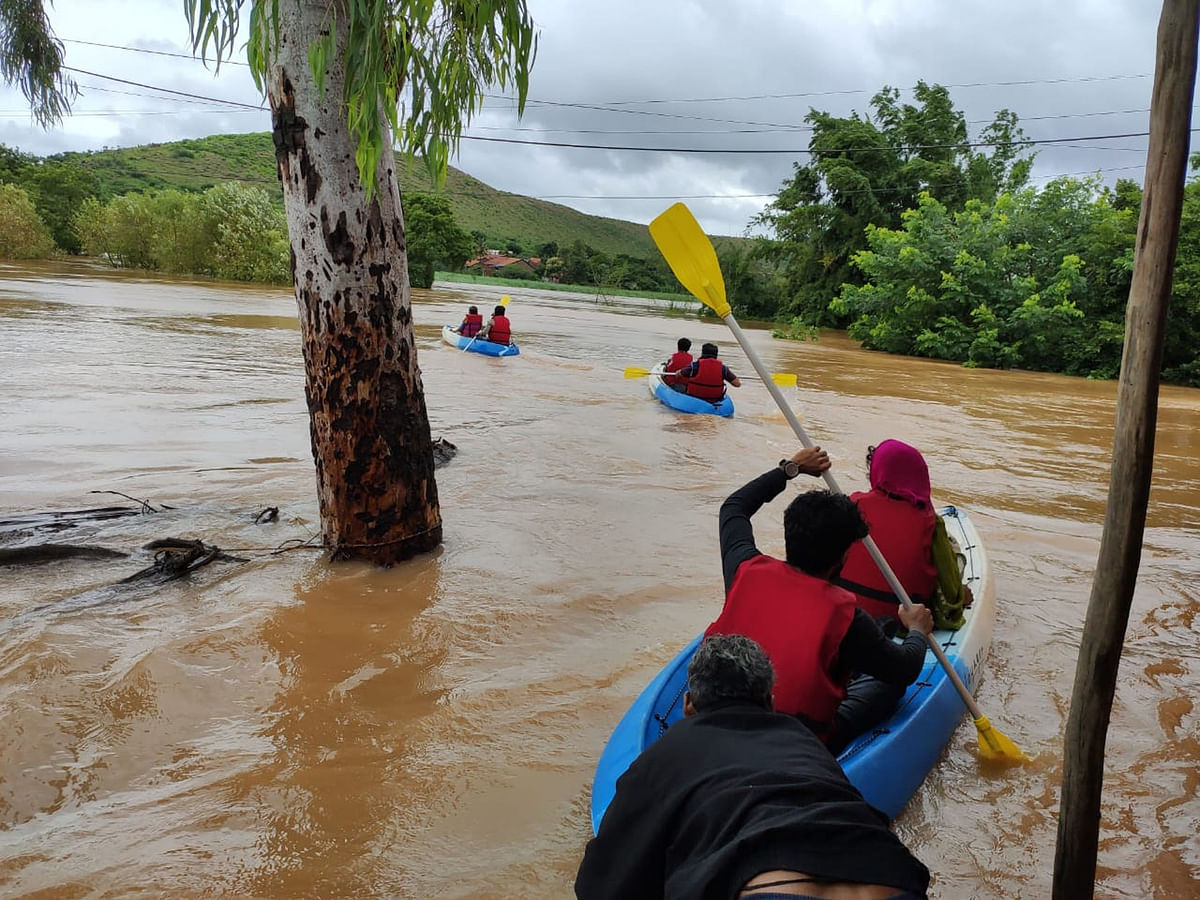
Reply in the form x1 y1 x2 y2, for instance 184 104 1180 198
835 440 973 634
676 342 741 402
453 305 483 337
708 447 934 754
662 337 693 389
478 304 512 345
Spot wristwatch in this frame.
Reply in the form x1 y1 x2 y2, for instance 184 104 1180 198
778 458 801 479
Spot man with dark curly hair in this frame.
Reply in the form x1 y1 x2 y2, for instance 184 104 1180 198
705 448 934 753
576 635 930 899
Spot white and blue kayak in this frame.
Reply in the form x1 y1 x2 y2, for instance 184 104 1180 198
647 363 733 417
441 324 520 357
589 505 994 832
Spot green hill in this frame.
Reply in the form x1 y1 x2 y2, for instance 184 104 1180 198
56 132 688 259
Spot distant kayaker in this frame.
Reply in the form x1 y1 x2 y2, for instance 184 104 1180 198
575 634 931 900
835 439 973 633
675 342 741 401
453 305 483 337
662 337 693 389
478 304 512 345
706 448 934 754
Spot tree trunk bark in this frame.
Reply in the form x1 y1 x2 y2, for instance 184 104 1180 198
265 0 441 565
1052 1 1199 895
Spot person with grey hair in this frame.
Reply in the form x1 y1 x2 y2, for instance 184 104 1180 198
575 635 929 900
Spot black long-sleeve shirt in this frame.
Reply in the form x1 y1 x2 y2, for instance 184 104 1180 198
718 468 927 685
575 704 931 899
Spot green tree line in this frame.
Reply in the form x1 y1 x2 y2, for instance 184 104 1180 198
0 141 682 294
0 142 482 288
721 81 1200 387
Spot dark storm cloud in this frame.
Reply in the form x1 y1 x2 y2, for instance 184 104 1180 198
0 0 1172 236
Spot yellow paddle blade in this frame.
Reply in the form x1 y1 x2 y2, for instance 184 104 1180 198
974 715 1026 763
649 203 731 319
500 295 511 306
624 366 796 385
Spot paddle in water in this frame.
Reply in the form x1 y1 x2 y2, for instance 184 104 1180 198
463 294 510 352
623 365 797 386
648 201 1024 764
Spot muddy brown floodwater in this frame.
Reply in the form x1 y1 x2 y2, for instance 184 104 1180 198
0 260 1197 898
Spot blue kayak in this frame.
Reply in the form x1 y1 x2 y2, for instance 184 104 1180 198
589 505 994 832
442 325 520 357
647 364 733 417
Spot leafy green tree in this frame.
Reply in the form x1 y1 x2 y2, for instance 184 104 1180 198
402 193 474 288
559 240 599 285
145 189 210 274
832 179 1138 378
757 82 1033 326
0 182 54 258
21 160 99 253
75 192 157 269
719 240 787 319
542 255 564 281
0 142 33 183
74 183 290 283
201 182 289 283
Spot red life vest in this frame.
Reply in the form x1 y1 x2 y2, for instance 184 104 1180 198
837 490 938 620
685 357 726 401
663 351 693 385
704 554 857 727
488 314 511 345
460 313 483 337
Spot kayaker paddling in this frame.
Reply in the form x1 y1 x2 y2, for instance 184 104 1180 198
708 448 934 754
675 341 741 400
662 337 693 390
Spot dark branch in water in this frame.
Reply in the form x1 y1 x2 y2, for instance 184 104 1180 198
254 507 280 523
88 490 170 513
0 505 143 532
119 539 243 583
0 544 126 566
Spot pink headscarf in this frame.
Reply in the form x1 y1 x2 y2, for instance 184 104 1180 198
869 439 931 508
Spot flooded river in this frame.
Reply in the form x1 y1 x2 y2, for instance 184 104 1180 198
1 260 1197 898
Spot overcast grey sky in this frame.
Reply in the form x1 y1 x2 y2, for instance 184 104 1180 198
0 0 1173 237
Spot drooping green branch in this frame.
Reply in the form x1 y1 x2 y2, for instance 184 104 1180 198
185 0 537 192
0 0 75 126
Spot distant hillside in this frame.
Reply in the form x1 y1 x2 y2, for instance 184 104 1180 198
56 132 726 260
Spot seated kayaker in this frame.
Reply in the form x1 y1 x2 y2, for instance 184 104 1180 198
662 337 693 390
575 634 931 900
478 304 512 345
835 439 973 635
707 448 934 754
453 305 483 337
676 341 741 402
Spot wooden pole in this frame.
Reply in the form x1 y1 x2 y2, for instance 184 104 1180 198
1053 2 1199 896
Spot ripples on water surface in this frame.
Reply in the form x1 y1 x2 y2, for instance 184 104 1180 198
0 260 1197 897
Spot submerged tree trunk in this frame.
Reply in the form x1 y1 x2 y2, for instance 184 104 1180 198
266 1 441 564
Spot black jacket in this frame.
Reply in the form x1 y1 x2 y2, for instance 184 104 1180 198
576 704 930 899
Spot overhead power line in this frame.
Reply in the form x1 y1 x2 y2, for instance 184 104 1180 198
457 130 1170 154
592 73 1153 106
64 38 251 67
62 66 266 111
48 65 1170 161
63 37 1149 107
